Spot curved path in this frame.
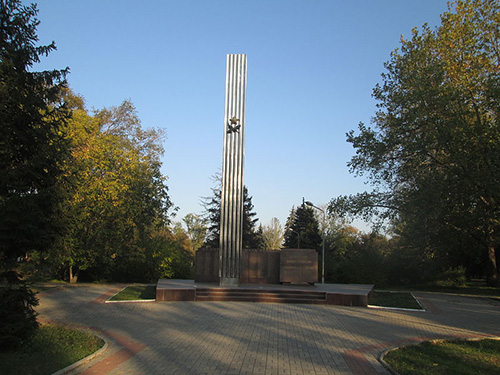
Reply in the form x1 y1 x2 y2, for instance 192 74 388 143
38 284 500 375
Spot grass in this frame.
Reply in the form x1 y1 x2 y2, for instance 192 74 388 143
369 290 423 310
109 284 156 301
388 280 500 298
0 324 104 375
384 339 500 375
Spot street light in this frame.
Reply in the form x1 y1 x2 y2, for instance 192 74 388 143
304 200 325 284
287 227 300 249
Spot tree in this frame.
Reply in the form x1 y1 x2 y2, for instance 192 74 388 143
329 0 500 285
242 187 262 248
283 202 321 250
284 207 298 247
0 0 69 349
262 218 284 249
183 213 207 252
202 175 261 249
202 174 223 248
0 0 69 269
46 92 174 282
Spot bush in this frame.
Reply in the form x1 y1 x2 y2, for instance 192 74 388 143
434 266 467 288
326 232 390 287
0 272 39 351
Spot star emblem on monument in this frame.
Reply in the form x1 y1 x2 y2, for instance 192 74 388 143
227 116 241 133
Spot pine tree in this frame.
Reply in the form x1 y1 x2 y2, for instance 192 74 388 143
202 176 261 248
284 203 322 250
0 0 69 267
0 0 69 349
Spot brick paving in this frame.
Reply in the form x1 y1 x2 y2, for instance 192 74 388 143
37 285 500 375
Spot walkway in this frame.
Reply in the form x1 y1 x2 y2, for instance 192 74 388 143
38 284 500 375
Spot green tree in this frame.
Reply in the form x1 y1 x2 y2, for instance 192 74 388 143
242 187 262 248
283 202 321 250
331 232 392 286
0 0 69 349
329 0 500 285
283 207 298 247
202 174 223 248
202 175 261 249
0 0 69 269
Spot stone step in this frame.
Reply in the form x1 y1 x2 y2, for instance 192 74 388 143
195 288 327 304
195 295 327 304
196 288 325 296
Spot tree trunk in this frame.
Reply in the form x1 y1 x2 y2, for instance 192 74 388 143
69 265 78 284
486 243 499 287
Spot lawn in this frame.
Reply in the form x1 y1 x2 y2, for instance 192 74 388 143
369 290 423 310
108 284 156 301
389 280 500 298
0 324 104 375
384 339 500 375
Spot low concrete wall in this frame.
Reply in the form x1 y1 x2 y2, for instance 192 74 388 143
194 248 219 283
194 248 317 285
156 288 196 302
240 249 281 284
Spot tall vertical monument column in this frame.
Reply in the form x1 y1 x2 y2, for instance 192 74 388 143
219 54 247 287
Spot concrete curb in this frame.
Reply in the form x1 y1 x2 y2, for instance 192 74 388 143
105 299 156 303
368 291 426 312
104 285 156 303
367 305 425 312
378 346 404 375
50 330 108 375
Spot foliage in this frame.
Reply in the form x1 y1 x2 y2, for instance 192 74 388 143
283 203 321 250
384 339 500 375
0 272 38 350
183 213 208 252
39 92 176 282
0 324 103 375
0 0 69 351
0 0 69 269
157 225 194 279
329 232 392 286
434 266 467 288
261 218 284 249
202 174 262 249
329 0 500 285
202 174 222 248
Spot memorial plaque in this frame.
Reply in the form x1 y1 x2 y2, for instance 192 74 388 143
240 249 281 284
280 249 318 284
194 248 219 283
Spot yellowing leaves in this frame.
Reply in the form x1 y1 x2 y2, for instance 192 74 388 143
52 91 174 279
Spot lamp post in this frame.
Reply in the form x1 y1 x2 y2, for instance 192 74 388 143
288 227 300 249
305 200 325 284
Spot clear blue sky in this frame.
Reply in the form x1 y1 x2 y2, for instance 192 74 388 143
31 0 450 231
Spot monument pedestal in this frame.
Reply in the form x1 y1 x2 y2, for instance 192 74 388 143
220 277 239 287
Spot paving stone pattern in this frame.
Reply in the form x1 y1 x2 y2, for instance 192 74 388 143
37 285 500 375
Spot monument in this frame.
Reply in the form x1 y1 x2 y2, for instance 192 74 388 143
196 55 319 287
219 54 247 286
157 55 373 306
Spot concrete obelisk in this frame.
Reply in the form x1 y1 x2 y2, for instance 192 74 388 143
219 54 247 287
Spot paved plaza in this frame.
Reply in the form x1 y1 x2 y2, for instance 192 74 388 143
38 284 500 375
